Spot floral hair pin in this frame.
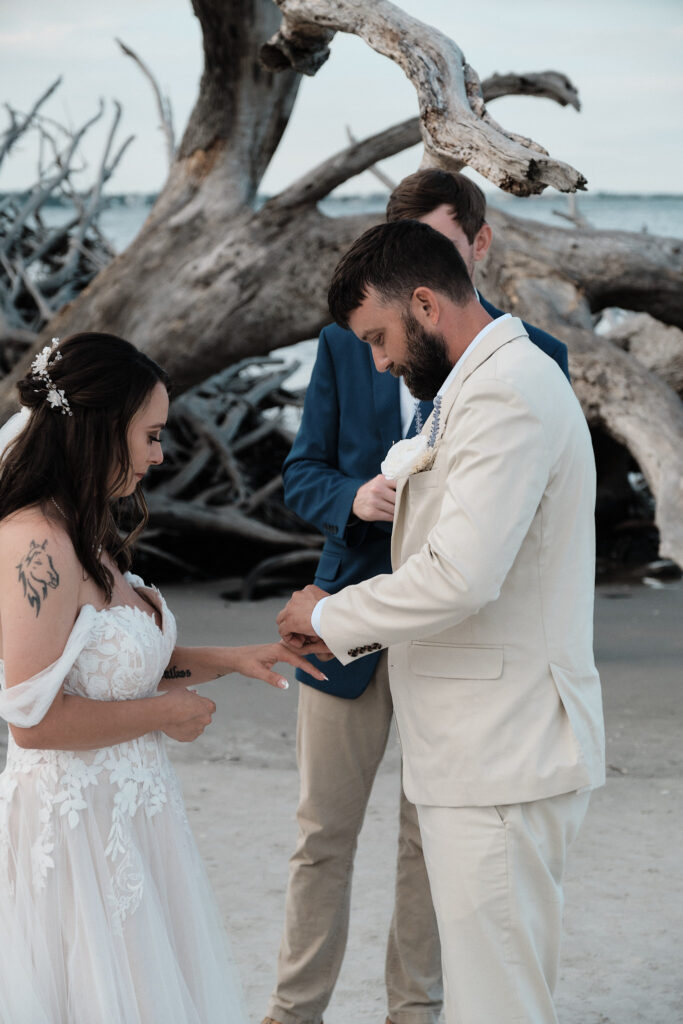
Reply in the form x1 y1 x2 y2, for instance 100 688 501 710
30 338 72 416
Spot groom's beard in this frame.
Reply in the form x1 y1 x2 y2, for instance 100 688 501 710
391 311 453 400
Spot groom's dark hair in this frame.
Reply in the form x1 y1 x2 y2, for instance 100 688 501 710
328 220 474 329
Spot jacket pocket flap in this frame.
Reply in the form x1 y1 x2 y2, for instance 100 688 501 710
408 642 504 679
315 552 342 582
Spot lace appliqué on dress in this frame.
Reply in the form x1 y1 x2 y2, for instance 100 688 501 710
0 587 178 929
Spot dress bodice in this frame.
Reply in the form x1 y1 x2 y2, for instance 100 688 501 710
60 596 176 703
0 573 177 727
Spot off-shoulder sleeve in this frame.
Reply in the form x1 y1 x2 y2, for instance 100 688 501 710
0 605 98 728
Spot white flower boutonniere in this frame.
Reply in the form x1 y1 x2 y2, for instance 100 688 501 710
381 434 436 480
381 393 443 480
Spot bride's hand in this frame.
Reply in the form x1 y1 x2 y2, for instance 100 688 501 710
158 687 216 742
228 642 329 689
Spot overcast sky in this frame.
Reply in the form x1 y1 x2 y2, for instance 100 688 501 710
1 0 681 196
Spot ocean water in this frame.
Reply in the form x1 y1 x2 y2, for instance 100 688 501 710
322 191 683 241
19 190 683 254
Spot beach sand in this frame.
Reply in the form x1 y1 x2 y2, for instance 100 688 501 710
1 579 681 1023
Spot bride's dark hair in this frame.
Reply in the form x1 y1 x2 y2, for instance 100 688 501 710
0 332 170 602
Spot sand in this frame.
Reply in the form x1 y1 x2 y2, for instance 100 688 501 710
1 578 681 1023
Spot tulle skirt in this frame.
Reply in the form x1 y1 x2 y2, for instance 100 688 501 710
0 738 247 1024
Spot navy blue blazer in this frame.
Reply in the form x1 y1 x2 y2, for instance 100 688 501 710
282 300 570 698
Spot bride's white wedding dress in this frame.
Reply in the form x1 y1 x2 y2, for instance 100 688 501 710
0 574 247 1024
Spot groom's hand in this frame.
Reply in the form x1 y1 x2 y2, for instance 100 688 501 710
277 585 330 652
352 473 397 522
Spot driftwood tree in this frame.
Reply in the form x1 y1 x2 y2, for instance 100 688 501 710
1 0 681 567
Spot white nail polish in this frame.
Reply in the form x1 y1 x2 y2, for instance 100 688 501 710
279 679 289 689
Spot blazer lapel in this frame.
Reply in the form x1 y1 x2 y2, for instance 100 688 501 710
435 316 528 436
391 475 409 570
392 317 528 561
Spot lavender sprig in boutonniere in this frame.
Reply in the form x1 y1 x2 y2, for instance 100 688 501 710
381 394 442 481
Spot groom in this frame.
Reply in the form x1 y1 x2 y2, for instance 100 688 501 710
278 220 605 1024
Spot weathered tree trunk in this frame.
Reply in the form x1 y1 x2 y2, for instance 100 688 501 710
478 239 683 565
478 210 683 564
481 211 683 330
0 0 680 566
602 313 683 395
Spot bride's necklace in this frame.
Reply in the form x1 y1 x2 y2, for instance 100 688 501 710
50 496 66 519
50 497 103 558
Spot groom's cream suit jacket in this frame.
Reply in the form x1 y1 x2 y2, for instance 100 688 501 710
318 316 605 808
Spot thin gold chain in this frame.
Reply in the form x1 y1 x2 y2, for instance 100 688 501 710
50 496 103 559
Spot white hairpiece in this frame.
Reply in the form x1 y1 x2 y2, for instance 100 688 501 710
30 338 72 416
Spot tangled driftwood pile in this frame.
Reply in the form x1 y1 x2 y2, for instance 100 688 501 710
135 357 322 593
0 80 129 346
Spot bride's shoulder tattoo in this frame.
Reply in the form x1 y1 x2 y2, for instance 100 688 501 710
16 538 60 617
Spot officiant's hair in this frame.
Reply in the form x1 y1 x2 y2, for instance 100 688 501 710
328 220 474 329
0 333 169 602
386 169 487 244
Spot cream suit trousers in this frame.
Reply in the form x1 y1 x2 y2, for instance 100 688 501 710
266 654 442 1024
417 789 591 1024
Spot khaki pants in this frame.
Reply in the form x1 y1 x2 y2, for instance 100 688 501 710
266 653 443 1024
417 790 591 1024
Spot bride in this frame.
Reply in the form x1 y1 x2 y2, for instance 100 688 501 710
0 333 324 1024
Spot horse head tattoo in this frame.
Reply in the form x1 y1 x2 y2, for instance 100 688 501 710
16 539 60 617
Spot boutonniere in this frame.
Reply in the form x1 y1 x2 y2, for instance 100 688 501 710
381 434 436 480
380 394 443 481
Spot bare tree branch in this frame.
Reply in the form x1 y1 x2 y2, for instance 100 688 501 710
268 117 419 209
482 71 580 109
345 125 397 190
553 193 590 229
0 102 106 256
0 77 62 168
42 102 135 299
117 38 175 167
338 69 582 197
263 0 586 195
270 66 584 208
0 85 134 338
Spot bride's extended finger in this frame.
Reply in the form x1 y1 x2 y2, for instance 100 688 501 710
266 672 290 690
276 645 328 680
249 666 290 690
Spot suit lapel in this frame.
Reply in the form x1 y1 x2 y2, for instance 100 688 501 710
436 316 528 436
392 317 528 560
